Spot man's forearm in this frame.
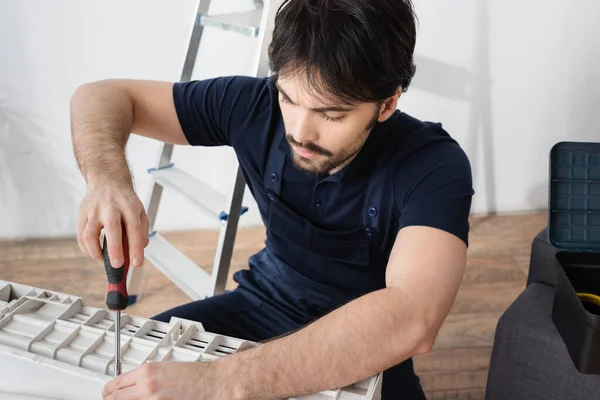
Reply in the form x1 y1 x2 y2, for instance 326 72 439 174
70 81 134 188
224 287 432 400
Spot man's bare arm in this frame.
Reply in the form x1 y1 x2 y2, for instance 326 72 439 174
70 79 185 269
214 226 467 399
70 79 185 186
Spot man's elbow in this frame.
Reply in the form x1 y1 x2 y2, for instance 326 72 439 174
71 80 120 111
388 323 437 361
413 335 435 356
410 323 438 356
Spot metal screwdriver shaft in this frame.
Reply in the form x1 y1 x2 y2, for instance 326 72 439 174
114 310 121 376
102 233 129 377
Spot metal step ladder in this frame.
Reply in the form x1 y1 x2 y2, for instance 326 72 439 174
127 0 281 303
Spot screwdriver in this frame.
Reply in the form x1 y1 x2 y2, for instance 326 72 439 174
102 231 130 377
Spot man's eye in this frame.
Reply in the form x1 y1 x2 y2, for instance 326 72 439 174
280 96 292 104
324 115 344 122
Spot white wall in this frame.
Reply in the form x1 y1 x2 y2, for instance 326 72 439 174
406 0 600 215
1 0 599 239
0 0 262 239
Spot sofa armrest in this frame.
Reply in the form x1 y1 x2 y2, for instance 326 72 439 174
526 227 558 287
485 282 600 400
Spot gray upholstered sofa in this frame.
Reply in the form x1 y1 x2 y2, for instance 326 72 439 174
485 228 600 399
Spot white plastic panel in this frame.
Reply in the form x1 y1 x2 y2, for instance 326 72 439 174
0 283 12 303
0 280 381 400
29 320 80 357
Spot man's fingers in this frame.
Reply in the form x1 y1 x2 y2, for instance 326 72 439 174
141 212 150 246
77 214 88 255
78 187 148 268
102 371 139 399
124 213 146 268
103 386 140 400
83 219 103 261
103 215 124 268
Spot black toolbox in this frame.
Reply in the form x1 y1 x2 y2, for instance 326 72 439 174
550 141 600 374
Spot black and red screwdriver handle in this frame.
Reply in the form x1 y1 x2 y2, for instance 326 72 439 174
102 233 129 311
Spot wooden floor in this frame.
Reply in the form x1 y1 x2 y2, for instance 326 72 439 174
0 213 548 399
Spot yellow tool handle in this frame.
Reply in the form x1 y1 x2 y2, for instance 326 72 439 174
577 292 600 308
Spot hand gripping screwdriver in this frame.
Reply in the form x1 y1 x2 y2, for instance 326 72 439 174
102 232 130 377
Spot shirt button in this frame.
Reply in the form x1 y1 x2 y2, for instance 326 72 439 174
267 192 275 201
368 207 378 217
365 228 374 236
270 173 279 182
315 200 322 207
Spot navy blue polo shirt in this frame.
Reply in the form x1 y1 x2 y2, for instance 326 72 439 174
172 75 474 250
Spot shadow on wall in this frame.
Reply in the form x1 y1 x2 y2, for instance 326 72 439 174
528 181 549 214
411 0 496 216
0 84 81 239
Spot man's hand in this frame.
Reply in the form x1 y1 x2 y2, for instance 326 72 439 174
77 185 149 268
70 79 188 267
101 361 236 400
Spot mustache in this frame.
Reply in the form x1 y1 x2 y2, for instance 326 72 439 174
286 134 333 156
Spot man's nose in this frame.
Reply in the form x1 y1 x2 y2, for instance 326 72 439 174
292 115 318 144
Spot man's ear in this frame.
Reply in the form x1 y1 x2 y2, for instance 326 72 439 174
378 87 402 122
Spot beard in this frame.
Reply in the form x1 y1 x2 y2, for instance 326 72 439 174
286 109 380 175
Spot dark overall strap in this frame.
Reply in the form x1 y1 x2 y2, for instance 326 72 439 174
263 140 287 196
361 113 426 227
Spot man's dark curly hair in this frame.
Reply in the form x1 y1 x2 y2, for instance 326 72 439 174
269 0 418 105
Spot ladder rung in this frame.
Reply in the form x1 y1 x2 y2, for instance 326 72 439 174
144 234 212 301
148 166 246 221
198 9 262 37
